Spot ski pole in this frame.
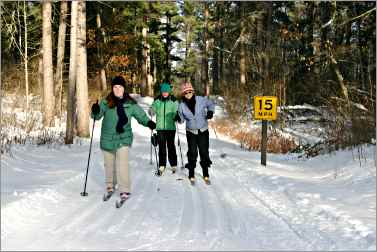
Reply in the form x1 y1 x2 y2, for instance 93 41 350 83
153 144 159 175
151 130 159 175
150 130 153 165
176 122 184 169
81 115 97 197
212 126 227 158
213 126 219 139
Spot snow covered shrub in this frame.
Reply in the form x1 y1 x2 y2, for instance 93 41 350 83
1 107 64 155
326 96 375 150
209 120 297 154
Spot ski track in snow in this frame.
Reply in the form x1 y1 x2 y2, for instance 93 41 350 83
214 150 375 250
1 123 376 250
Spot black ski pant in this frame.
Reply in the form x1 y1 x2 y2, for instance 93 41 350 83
186 130 212 178
157 130 177 167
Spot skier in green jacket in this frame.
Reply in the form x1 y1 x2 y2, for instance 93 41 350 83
149 82 180 175
91 76 156 201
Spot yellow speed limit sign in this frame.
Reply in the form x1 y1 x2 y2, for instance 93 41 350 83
253 96 278 120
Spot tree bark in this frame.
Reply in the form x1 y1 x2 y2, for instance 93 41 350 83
165 14 172 82
55 0 68 123
96 11 107 92
219 2 224 95
329 50 350 104
65 1 78 144
146 42 153 97
142 26 148 96
76 0 89 137
184 22 191 82
212 3 220 95
42 0 55 127
23 0 29 111
38 50 43 101
201 2 209 96
239 3 247 100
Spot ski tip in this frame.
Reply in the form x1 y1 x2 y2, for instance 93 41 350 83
115 201 123 208
155 171 161 176
189 178 195 185
203 177 211 185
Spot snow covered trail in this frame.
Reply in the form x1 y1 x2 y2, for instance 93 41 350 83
1 118 376 250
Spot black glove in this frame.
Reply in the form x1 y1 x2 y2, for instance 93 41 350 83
91 102 100 115
206 111 213 119
174 112 181 122
147 120 156 130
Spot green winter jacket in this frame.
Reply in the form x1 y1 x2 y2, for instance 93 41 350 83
150 95 178 131
91 99 150 151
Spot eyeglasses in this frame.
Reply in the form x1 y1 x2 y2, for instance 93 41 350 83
184 91 193 95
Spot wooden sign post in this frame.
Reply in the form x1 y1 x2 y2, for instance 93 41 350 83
254 96 278 166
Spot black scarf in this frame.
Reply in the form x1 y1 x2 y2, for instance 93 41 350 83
115 96 128 133
183 95 196 115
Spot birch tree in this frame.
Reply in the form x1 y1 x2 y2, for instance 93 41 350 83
55 0 68 123
76 0 89 137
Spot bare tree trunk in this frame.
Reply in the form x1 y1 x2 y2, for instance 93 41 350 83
164 15 172 82
65 1 78 144
96 11 107 92
212 3 221 95
42 0 55 127
219 3 224 95
142 26 148 96
201 2 209 96
239 3 246 103
38 51 43 102
184 23 191 82
76 0 89 137
55 0 68 124
147 50 153 97
153 56 157 89
329 49 350 105
312 2 322 74
23 0 29 111
133 7 139 86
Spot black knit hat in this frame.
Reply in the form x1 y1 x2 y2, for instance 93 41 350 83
111 76 126 88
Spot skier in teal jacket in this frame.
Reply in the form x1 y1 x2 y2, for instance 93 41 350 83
150 82 180 175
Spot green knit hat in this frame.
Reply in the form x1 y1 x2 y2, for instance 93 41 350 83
160 83 172 93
